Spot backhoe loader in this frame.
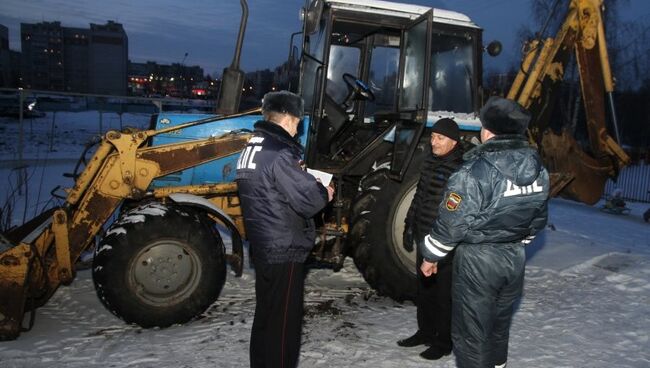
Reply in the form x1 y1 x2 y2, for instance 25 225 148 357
0 0 629 340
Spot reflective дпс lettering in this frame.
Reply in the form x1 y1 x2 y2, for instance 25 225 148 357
503 179 543 197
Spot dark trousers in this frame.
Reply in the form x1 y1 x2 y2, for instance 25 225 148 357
416 238 453 351
250 261 305 368
451 243 525 368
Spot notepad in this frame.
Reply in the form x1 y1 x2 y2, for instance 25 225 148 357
306 168 333 187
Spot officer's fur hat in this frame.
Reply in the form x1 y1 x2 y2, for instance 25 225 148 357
262 91 304 119
479 96 531 135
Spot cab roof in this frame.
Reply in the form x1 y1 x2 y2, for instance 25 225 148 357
325 0 480 28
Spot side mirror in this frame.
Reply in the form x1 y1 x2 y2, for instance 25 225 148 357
486 40 502 57
302 0 324 35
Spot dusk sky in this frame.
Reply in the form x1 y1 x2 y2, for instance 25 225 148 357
1 0 648 76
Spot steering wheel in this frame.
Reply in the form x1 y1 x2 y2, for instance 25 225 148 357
342 73 375 103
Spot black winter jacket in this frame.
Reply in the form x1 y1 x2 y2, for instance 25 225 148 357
235 120 329 264
406 142 464 241
421 135 549 262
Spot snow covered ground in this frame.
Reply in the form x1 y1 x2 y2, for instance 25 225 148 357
1 112 649 367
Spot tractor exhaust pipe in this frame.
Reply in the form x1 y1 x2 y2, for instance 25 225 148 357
216 0 248 115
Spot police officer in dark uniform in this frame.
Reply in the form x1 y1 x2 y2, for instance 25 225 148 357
397 118 465 360
420 97 549 368
236 91 334 368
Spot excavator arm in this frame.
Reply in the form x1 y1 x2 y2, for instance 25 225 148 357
507 0 630 204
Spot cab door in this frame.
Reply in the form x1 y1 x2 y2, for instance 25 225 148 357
390 10 432 179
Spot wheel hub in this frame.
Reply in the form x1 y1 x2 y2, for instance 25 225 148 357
132 240 201 305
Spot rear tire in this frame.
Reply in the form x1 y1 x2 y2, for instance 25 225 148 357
92 202 226 327
348 143 427 301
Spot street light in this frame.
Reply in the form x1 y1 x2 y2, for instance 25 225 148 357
180 52 189 98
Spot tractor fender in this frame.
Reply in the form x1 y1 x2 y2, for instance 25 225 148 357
168 193 244 276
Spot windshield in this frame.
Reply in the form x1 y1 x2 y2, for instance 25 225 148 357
326 45 360 104
365 44 399 116
429 31 475 113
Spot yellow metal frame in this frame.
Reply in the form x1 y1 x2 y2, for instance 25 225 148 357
0 109 259 340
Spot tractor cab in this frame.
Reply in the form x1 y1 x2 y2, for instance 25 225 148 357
299 0 483 178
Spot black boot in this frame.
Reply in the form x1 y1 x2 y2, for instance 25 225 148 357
397 331 431 347
419 345 451 360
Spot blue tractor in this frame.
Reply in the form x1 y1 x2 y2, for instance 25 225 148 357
143 0 488 306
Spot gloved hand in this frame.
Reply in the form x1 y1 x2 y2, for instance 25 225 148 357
402 223 414 252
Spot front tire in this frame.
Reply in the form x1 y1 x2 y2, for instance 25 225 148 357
92 202 226 327
348 144 427 301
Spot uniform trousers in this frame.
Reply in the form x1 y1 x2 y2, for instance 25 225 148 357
250 261 305 368
451 243 525 368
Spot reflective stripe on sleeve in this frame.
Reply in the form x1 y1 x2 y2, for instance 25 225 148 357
424 234 452 258
521 235 535 245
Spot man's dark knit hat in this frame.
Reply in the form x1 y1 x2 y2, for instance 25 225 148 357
431 118 460 141
479 96 531 135
262 90 304 119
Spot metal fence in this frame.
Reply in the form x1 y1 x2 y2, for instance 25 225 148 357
0 88 217 196
603 163 650 202
0 87 217 155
